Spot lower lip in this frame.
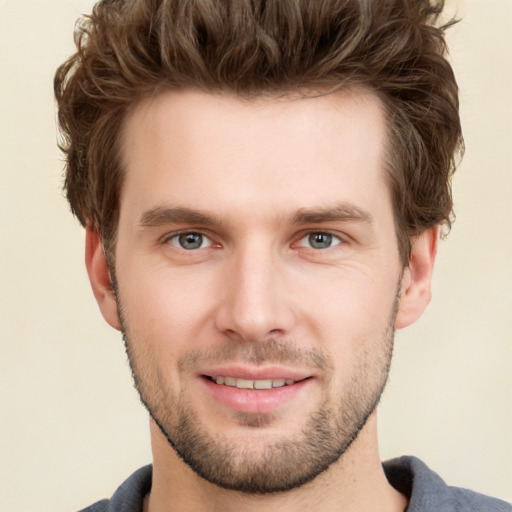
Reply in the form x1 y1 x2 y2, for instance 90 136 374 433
201 377 311 414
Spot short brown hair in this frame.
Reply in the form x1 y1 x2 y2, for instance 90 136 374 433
55 0 463 264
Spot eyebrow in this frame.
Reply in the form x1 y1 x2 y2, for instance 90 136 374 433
138 206 220 228
138 202 373 229
291 203 373 225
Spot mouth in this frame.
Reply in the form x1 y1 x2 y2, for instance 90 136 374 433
200 371 313 415
206 375 300 390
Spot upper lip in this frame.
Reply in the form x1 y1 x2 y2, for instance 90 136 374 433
199 365 313 382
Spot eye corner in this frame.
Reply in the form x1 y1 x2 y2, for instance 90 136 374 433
296 231 343 250
164 231 214 251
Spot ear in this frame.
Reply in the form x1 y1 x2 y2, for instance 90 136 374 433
85 227 122 331
395 226 439 330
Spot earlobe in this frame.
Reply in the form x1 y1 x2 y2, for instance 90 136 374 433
395 226 439 330
85 227 122 331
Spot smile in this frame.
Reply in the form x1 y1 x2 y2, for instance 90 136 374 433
212 376 296 390
202 373 313 414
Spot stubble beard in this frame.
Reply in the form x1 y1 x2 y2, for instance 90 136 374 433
115 281 399 495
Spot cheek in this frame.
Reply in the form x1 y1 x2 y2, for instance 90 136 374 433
300 267 397 326
118 264 219 350
297 271 397 362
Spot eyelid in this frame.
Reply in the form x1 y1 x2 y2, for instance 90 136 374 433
162 229 215 248
295 230 345 249
159 228 347 249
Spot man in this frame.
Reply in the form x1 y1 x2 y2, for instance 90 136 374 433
54 0 510 511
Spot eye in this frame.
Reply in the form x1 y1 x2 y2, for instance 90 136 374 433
167 232 212 250
298 232 342 250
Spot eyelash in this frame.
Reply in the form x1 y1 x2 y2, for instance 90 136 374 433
163 230 345 252
296 231 343 250
164 231 214 250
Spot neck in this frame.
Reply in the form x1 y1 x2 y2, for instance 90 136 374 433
145 414 407 512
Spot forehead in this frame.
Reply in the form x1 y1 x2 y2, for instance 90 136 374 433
119 88 390 225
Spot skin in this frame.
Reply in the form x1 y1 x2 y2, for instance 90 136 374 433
86 88 438 512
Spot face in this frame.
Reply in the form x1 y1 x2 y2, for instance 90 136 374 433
95 89 425 493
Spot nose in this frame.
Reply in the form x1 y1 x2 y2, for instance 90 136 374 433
214 246 295 343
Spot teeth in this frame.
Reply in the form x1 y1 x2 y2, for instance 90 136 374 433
224 376 236 386
236 378 254 389
214 376 296 389
254 380 272 390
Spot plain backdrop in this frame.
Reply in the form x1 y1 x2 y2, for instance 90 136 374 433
0 0 511 510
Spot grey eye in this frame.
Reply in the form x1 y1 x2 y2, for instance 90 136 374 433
169 232 211 250
298 232 341 250
308 233 333 249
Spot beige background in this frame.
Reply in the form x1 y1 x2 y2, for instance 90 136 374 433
0 0 511 510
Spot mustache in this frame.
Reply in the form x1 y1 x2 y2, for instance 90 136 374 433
177 338 331 373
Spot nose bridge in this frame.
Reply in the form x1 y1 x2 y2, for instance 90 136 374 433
215 239 293 341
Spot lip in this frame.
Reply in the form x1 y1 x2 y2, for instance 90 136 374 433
199 365 313 415
200 365 311 382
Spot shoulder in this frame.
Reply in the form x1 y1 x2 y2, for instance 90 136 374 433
77 500 109 512
76 465 153 512
383 456 511 512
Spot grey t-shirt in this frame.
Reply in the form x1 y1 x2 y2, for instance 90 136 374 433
78 456 511 511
